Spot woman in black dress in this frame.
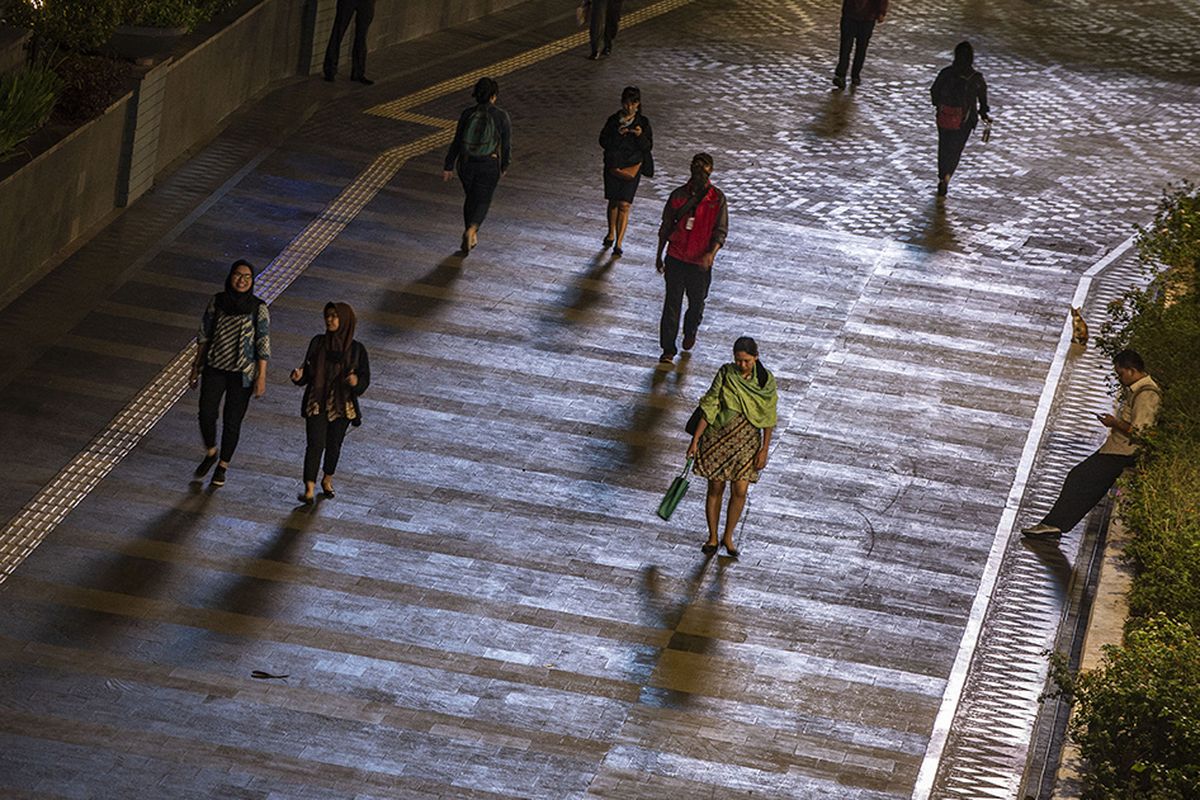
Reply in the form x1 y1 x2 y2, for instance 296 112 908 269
290 302 370 503
931 40 991 197
598 86 653 257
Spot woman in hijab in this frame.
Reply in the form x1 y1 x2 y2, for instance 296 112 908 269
190 259 270 488
598 85 653 257
291 302 371 503
930 40 991 197
686 337 778 557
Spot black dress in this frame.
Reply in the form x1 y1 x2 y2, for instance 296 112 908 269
599 111 653 203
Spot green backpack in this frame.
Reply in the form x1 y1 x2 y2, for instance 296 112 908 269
462 105 500 158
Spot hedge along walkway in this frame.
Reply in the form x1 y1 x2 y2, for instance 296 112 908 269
0 0 1199 798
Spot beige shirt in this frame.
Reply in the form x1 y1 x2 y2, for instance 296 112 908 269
1098 374 1161 456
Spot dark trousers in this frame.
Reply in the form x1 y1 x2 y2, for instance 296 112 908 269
1041 451 1136 532
937 126 971 179
835 17 876 80
589 0 623 54
304 415 352 483
659 256 712 355
198 367 253 463
324 0 375 79
460 156 501 228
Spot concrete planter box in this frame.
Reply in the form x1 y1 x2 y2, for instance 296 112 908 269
105 25 190 61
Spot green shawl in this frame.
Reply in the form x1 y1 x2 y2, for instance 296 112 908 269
698 363 778 430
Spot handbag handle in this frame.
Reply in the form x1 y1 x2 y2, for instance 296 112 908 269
680 457 694 477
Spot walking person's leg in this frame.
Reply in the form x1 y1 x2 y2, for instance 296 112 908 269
349 0 375 82
680 263 712 350
320 418 352 496
703 479 725 552
613 200 633 251
323 0 355 79
605 200 619 246
602 0 623 54
722 479 750 556
464 160 500 248
588 0 607 58
196 367 223 476
459 160 477 251
937 128 969 194
216 374 253 467
658 258 687 358
834 16 854 87
301 414 329 501
849 20 875 84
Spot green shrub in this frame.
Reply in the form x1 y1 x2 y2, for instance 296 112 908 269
0 64 62 160
121 0 236 30
8 0 123 54
1066 615 1200 800
53 52 127 123
1135 181 1200 297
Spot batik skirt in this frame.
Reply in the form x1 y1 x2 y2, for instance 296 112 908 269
694 413 762 482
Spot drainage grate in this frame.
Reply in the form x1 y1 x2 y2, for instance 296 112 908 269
928 251 1147 799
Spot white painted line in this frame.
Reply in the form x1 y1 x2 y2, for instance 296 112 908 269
910 233 1137 799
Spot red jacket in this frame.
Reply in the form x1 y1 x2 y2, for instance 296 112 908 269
659 182 729 266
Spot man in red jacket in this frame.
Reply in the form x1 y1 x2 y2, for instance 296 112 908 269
655 153 729 364
834 0 889 89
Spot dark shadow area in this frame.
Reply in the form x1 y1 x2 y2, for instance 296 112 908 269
619 366 672 467
809 89 856 139
375 255 463 319
558 251 615 322
1022 538 1074 603
211 509 317 618
911 196 962 253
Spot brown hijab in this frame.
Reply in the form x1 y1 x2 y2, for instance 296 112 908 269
310 302 357 412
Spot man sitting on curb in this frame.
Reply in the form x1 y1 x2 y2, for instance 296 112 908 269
1022 349 1161 539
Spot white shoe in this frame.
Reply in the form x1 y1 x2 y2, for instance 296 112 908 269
1021 523 1062 537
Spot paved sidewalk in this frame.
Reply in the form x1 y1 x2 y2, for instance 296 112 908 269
1 0 1198 797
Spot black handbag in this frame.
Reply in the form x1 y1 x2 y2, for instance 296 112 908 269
685 407 703 435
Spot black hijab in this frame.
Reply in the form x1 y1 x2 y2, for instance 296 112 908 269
215 260 262 316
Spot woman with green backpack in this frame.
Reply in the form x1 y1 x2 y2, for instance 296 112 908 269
443 77 512 255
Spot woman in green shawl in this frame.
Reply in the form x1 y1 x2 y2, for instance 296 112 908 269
687 337 778 557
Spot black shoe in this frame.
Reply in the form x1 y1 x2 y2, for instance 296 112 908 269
723 542 740 558
658 352 675 364
682 332 696 351
321 482 336 499
601 46 611 56
833 75 846 89
701 542 718 555
612 246 623 258
588 51 601 60
937 178 949 197
850 76 862 87
194 452 218 478
323 72 334 82
210 465 227 487
602 236 613 249
297 492 314 505
351 75 374 85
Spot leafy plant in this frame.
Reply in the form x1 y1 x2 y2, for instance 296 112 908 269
120 0 235 30
53 52 127 123
0 63 62 160
1134 181 1200 301
9 0 124 56
1066 615 1200 800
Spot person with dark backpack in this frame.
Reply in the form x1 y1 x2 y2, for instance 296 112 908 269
442 77 512 255
930 40 991 197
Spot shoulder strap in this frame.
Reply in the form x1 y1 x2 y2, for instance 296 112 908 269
668 187 706 233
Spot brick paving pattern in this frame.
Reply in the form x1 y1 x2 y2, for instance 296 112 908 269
0 0 1198 797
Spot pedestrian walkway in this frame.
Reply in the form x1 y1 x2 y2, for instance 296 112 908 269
1 0 1198 797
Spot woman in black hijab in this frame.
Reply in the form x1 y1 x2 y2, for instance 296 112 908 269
291 302 371 503
930 40 991 197
190 260 270 487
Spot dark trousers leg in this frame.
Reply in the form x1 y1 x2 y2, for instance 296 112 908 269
937 127 970 179
217 375 253 463
460 159 501 228
323 0 356 77
1042 452 1136 532
197 367 225 450
350 0 374 79
304 415 328 484
604 0 622 50
589 0 607 54
849 20 875 80
323 418 352 476
681 263 712 340
659 259 688 355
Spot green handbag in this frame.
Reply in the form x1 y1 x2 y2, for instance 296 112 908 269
656 458 694 521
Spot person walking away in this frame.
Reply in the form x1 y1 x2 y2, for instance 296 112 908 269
833 0 889 89
688 337 778 557
443 77 512 255
598 85 654 257
585 0 624 59
655 152 728 364
190 260 270 488
1022 349 1161 538
930 40 990 196
291 302 371 504
323 0 375 84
